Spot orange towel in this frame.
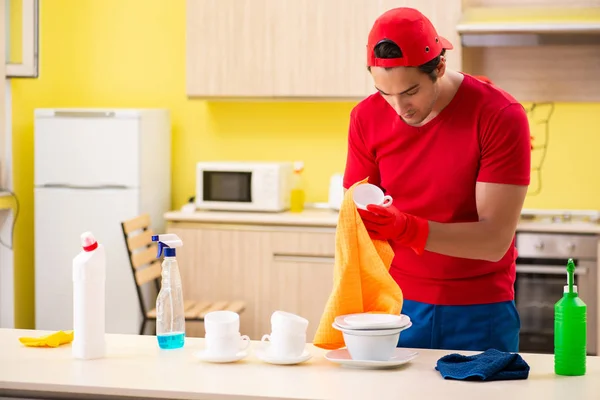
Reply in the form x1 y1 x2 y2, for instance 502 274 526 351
312 178 403 350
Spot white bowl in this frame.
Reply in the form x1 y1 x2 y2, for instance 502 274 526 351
342 330 400 362
333 322 412 362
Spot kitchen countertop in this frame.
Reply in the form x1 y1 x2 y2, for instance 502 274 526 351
165 209 600 234
2 329 600 400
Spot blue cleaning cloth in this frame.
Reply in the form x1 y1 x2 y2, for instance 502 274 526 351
435 348 530 381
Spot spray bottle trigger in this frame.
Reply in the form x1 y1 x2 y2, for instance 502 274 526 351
157 241 166 258
151 235 166 258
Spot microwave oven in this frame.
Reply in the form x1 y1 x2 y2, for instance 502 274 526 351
195 161 294 212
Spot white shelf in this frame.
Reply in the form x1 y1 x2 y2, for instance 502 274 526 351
458 6 600 46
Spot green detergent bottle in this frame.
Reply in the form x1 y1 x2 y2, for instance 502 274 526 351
554 258 587 376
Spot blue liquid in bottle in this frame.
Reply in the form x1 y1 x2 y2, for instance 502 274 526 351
157 331 185 349
154 251 185 350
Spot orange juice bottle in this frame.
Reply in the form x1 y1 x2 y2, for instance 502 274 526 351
290 161 305 213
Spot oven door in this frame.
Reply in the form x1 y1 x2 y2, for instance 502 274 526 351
515 260 597 356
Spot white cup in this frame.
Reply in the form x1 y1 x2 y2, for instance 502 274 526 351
352 183 393 211
261 311 308 359
271 311 309 335
205 332 250 357
204 310 240 336
261 331 306 359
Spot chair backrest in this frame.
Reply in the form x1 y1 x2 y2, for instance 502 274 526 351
120 214 162 316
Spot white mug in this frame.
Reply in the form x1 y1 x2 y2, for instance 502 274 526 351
204 310 240 336
352 183 393 210
261 331 306 359
204 332 250 357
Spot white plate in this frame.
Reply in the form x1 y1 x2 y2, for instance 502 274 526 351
325 348 418 369
334 313 411 330
195 349 248 363
255 347 312 365
332 321 412 336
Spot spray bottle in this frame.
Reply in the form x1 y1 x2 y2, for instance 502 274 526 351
152 233 186 349
554 258 587 376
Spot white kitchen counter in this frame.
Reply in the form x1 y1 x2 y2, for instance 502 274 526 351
1 329 599 400
165 209 600 234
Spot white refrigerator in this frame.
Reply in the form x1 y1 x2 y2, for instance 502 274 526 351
34 108 171 334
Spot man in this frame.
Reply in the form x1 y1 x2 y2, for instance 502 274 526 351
343 7 531 352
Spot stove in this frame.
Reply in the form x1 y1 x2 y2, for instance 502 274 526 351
515 208 598 356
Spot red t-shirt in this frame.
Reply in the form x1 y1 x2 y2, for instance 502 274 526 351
343 73 531 306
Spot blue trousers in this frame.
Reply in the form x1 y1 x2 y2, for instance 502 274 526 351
397 299 520 352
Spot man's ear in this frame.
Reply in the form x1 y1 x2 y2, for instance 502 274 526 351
436 56 447 79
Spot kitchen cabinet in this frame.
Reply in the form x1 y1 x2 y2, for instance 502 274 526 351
167 222 335 340
186 0 462 99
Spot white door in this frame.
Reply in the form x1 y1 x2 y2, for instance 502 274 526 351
34 187 142 334
34 113 140 188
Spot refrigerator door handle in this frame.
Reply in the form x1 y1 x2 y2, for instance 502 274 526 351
39 184 131 190
53 111 117 118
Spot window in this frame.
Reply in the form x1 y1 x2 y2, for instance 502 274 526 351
7 0 38 78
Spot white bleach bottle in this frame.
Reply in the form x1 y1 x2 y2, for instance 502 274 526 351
72 231 106 359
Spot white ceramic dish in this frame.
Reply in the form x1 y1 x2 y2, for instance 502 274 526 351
255 347 312 365
332 321 412 361
334 313 410 330
325 348 418 369
332 321 412 336
195 349 249 363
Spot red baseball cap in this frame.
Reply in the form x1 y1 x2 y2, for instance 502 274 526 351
367 8 453 68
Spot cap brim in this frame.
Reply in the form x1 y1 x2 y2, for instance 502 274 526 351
440 36 453 50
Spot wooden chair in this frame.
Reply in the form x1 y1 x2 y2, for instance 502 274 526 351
120 213 246 335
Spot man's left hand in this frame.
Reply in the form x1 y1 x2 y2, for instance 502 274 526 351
357 204 430 255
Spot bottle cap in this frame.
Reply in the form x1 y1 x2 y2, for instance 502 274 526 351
564 285 578 293
164 248 176 257
293 161 304 173
566 258 576 294
80 231 98 252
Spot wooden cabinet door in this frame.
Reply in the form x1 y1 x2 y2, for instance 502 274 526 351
186 0 277 97
263 229 336 341
186 0 462 98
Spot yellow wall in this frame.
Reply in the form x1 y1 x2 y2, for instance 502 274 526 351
8 0 600 328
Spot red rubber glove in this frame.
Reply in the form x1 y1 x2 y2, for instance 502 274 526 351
357 204 430 255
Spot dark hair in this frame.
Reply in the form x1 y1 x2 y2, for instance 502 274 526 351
368 40 446 82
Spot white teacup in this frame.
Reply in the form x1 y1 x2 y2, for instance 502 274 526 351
205 332 250 357
271 311 309 335
352 183 393 211
261 331 306 359
261 311 308 359
204 310 240 336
